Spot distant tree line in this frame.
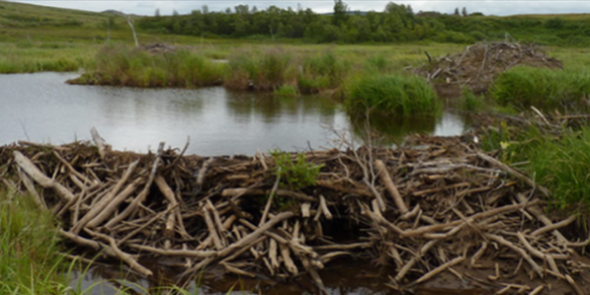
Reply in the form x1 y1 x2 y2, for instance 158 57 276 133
136 0 590 46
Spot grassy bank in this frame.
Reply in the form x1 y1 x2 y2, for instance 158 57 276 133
69 44 226 87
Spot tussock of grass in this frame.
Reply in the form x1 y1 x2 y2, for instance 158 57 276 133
345 74 441 117
0 190 70 294
492 66 590 111
274 84 299 97
530 128 590 212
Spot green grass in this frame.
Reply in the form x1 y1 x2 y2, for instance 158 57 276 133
530 128 590 212
274 84 299 97
0 189 71 294
491 66 590 112
224 47 292 91
345 74 441 117
69 44 226 87
297 50 350 94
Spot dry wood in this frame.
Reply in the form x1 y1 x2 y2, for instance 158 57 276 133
375 159 408 214
485 233 544 278
90 127 109 160
14 151 75 202
414 256 465 285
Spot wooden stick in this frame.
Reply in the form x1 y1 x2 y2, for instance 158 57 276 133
375 159 408 214
90 127 109 160
104 144 163 228
86 178 141 229
566 274 585 295
129 244 216 258
13 151 75 202
477 152 550 197
414 256 465 285
485 233 544 278
530 215 576 237
71 160 139 233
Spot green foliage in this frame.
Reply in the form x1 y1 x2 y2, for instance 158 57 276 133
345 74 441 117
491 66 590 112
270 150 323 190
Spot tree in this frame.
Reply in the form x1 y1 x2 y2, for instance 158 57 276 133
333 0 348 28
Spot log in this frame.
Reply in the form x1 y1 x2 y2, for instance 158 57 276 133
375 159 408 214
13 151 75 202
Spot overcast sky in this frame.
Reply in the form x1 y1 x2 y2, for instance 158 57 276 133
10 0 590 17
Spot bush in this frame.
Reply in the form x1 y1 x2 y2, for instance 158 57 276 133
345 74 441 117
270 150 323 190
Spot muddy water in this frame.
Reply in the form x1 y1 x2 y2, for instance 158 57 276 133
0 72 464 155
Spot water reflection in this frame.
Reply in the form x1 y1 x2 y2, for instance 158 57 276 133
0 72 464 156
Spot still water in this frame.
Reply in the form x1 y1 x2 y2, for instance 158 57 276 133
0 72 464 155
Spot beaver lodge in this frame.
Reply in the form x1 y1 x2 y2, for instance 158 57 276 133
1 127 589 295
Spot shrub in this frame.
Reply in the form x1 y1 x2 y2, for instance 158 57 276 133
270 150 323 190
345 74 441 117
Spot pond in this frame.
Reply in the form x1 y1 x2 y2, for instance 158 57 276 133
0 72 465 156
1 72 470 295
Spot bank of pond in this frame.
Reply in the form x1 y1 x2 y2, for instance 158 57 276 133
68 42 590 120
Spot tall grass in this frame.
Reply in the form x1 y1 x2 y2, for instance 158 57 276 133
345 74 441 118
530 128 590 212
224 48 292 91
297 50 350 94
491 66 590 112
70 44 226 87
0 189 70 294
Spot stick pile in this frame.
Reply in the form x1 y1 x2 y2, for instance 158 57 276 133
0 130 588 294
414 42 563 95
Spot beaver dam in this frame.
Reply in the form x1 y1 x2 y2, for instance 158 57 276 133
1 128 589 295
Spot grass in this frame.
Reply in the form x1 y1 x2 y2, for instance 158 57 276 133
69 44 226 87
0 189 71 294
224 47 292 91
345 74 441 118
491 66 590 112
530 128 590 212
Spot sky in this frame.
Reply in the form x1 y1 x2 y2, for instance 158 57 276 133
10 0 590 17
